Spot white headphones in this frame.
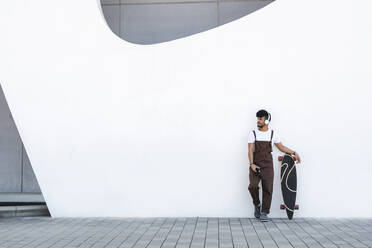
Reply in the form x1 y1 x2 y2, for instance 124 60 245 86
264 112 271 125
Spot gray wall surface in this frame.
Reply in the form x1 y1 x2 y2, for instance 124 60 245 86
0 86 41 194
101 0 274 44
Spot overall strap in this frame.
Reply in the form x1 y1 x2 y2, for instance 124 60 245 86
252 130 256 141
270 130 274 142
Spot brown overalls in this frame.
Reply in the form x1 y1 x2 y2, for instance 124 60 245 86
248 130 274 214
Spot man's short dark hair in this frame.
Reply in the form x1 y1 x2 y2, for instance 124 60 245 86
256 109 269 119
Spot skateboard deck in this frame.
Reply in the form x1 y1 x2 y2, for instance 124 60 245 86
278 154 298 219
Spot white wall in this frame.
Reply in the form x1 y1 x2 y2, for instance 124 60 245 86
0 0 371 218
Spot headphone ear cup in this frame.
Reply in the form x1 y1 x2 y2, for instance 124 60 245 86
265 113 271 125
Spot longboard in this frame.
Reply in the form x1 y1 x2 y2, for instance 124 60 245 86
278 154 298 219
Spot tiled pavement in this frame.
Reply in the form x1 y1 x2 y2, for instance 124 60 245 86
0 217 372 248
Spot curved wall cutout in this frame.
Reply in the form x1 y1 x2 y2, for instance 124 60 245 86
0 0 372 217
100 0 274 44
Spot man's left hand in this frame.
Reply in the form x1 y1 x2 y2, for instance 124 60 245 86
294 152 301 164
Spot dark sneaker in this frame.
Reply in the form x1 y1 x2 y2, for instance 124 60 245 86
260 212 269 222
254 204 261 219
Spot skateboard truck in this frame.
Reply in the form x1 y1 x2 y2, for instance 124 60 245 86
280 204 299 210
278 155 297 161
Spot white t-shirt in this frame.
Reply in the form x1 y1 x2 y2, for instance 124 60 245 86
248 128 281 145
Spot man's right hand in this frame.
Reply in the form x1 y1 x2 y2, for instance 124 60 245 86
250 164 260 172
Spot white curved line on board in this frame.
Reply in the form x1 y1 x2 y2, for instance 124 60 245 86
285 164 296 193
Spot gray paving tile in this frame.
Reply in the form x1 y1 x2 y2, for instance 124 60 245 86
0 217 372 248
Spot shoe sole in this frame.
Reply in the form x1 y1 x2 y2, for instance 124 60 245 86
260 219 269 222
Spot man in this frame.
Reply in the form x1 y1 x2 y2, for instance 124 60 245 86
248 109 301 222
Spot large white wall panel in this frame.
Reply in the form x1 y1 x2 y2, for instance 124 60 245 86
0 0 371 217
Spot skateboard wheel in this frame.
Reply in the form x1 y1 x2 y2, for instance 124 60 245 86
294 205 299 210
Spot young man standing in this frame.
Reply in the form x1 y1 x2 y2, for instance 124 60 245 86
248 109 301 222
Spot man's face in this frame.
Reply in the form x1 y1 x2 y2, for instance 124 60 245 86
257 116 267 128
